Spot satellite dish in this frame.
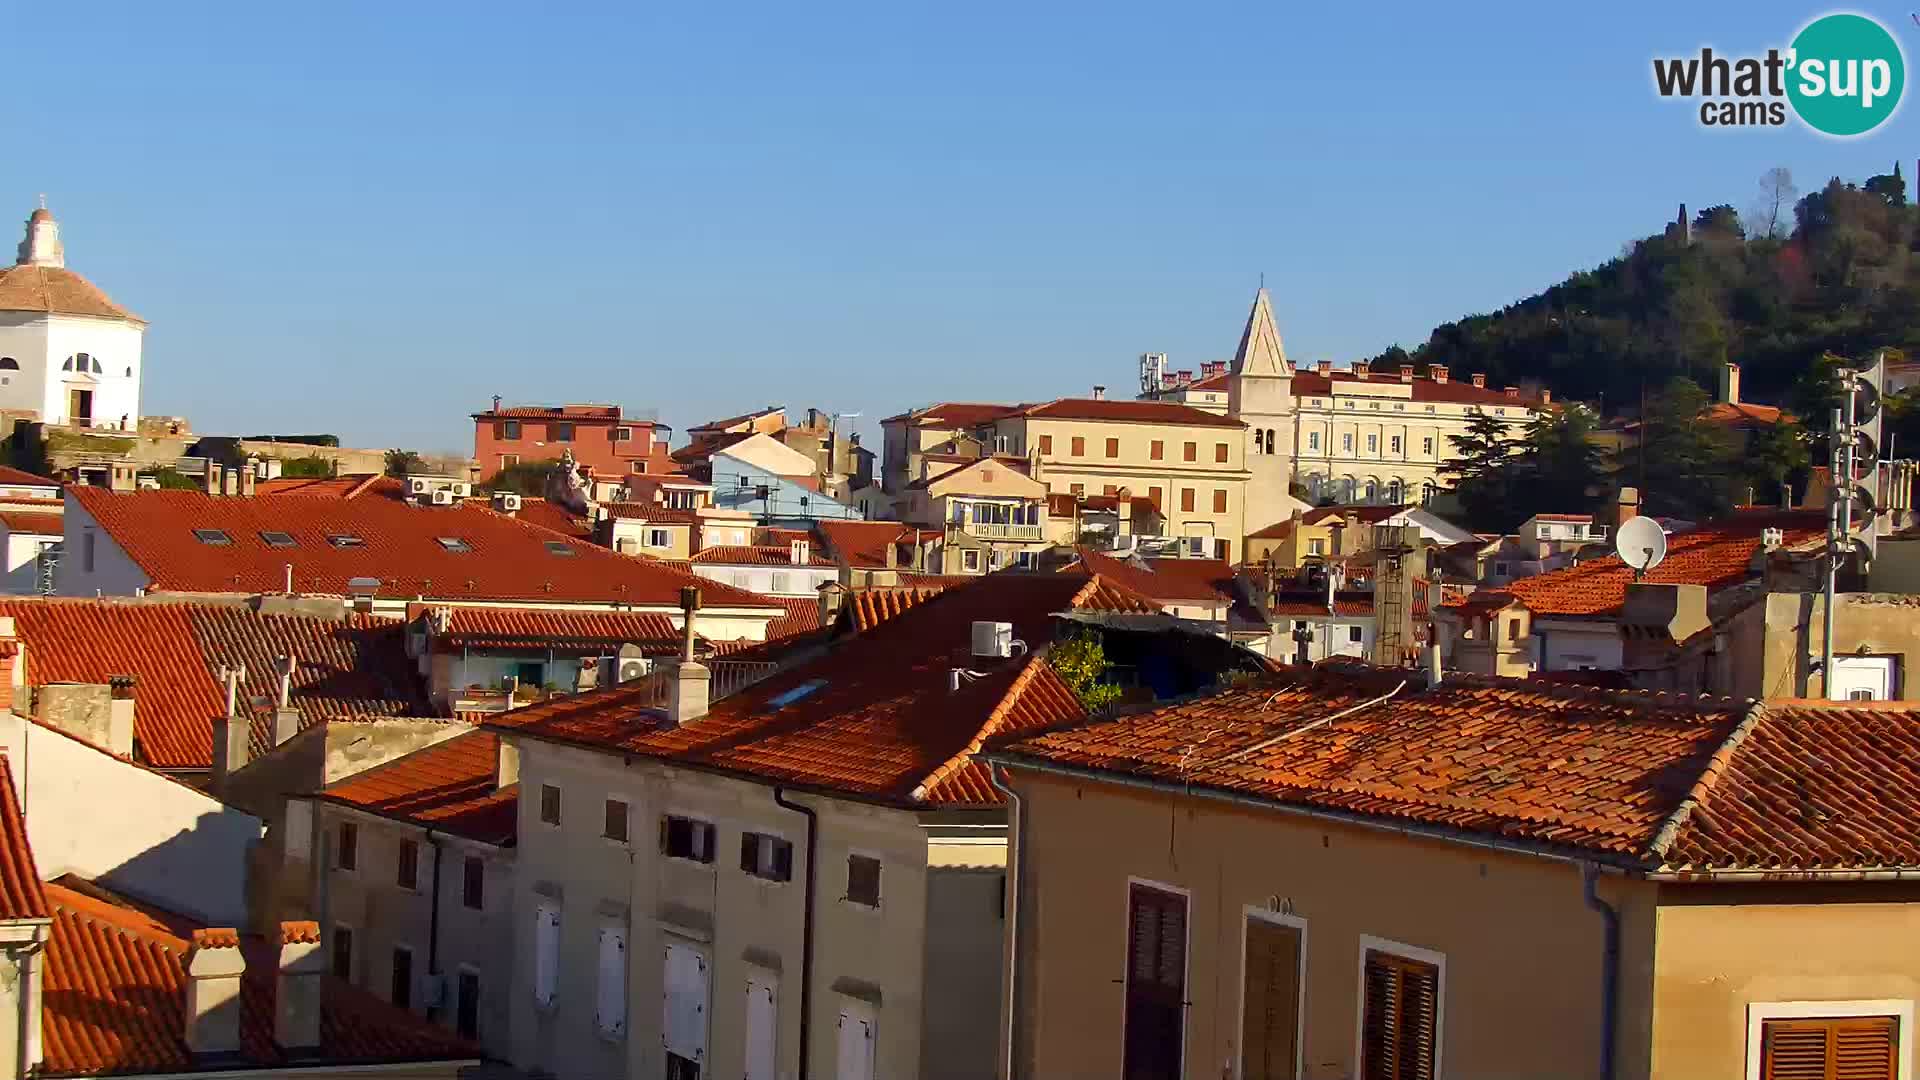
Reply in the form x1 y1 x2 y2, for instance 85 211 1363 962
1615 517 1668 577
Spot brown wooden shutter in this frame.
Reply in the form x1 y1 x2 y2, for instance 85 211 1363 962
1124 884 1186 1080
1361 950 1439 1080
1761 1016 1897 1080
1241 919 1302 1080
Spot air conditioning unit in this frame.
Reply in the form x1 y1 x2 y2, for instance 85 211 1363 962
408 477 432 496
450 482 472 498
971 621 1014 658
494 492 523 513
430 488 455 506
421 973 446 1010
618 656 650 683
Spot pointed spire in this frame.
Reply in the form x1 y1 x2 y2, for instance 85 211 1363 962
17 204 62 269
1231 287 1289 377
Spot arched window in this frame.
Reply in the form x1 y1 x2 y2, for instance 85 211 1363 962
1264 429 1276 455
1251 431 1263 455
1388 479 1404 504
63 353 102 375
0 358 17 370
1338 477 1356 503
1363 479 1379 503
1421 482 1438 505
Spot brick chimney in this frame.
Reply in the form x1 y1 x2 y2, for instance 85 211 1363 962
1354 367 1369 381
1504 386 1520 399
274 922 324 1052
221 469 239 498
1316 360 1331 376
185 928 245 1056
203 461 222 496
1471 373 1486 389
1541 389 1553 405
1430 365 1448 384
1399 365 1414 383
108 463 137 493
1091 385 1106 401
1719 362 1741 405
242 456 259 497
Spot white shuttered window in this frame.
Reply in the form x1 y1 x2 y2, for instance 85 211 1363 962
745 970 779 1080
663 942 710 1064
836 998 876 1080
532 904 560 1006
595 926 628 1037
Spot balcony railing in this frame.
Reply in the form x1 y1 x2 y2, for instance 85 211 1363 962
961 521 1043 541
458 658 781 715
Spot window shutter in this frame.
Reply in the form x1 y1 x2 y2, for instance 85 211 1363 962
595 926 628 1036
1361 951 1439 1080
533 905 560 1006
1242 920 1301 1080
663 944 710 1061
1761 1016 1897 1080
741 832 760 873
773 839 794 881
836 1000 877 1080
744 973 779 1080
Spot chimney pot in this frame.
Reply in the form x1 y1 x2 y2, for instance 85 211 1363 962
185 929 246 1056
1430 365 1449 384
1399 364 1414 383
274 922 324 1051
1354 367 1370 381
1471 373 1486 389
1720 362 1742 406
1091 385 1106 401
1504 386 1520 399
667 661 710 728
203 462 222 496
1542 389 1553 405
107 675 136 757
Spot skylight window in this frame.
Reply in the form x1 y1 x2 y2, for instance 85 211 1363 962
192 528 232 546
260 531 296 548
543 541 576 557
327 534 366 549
436 537 472 553
763 679 827 711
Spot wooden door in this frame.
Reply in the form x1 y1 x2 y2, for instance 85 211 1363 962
1124 883 1187 1080
1241 918 1302 1080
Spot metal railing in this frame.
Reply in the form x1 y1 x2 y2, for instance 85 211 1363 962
962 521 1043 541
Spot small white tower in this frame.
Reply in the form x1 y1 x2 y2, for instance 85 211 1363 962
17 202 63 268
0 204 146 429
1227 287 1301 531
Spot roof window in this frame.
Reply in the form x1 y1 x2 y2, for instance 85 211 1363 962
544 541 576 557
436 537 472 553
192 528 232 546
260 531 296 548
327 534 366 549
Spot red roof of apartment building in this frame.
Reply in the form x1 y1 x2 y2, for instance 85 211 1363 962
487 572 1159 807
603 502 700 524
0 758 48 921
843 585 952 633
0 510 62 535
815 520 927 570
882 402 1024 427
68 487 773 610
39 885 477 1076
0 465 59 489
1291 368 1543 407
319 730 518 847
690 545 836 568
1068 549 1236 606
0 598 433 769
1246 504 1412 541
470 403 635 421
994 670 1920 875
1019 397 1244 428
412 604 684 654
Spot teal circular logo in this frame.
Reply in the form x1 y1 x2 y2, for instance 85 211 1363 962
1788 13 1905 136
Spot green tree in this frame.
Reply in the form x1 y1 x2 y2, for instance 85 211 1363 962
1049 631 1123 712
1440 410 1520 530
1510 405 1608 520
1742 418 1809 507
384 449 424 478
483 460 558 495
277 454 338 479
1619 377 1739 520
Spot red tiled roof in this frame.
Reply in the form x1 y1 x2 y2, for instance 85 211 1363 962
415 604 684 654
253 474 385 498
815 520 925 570
603 502 698 525
487 572 1159 805
472 403 627 420
882 402 1023 426
40 883 477 1076
995 667 1747 859
510 497 593 539
0 465 58 489
1069 549 1235 605
0 599 434 769
1498 512 1825 618
320 731 517 846
691 545 835 568
1291 369 1541 407
687 406 783 433
69 487 775 610
763 596 824 641
0 264 142 322
845 585 951 633
1247 504 1411 540
1531 513 1595 523
0 757 48 921
1019 398 1244 428
0 510 62 534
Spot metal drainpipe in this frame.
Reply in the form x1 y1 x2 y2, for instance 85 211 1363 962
773 786 819 1080
426 831 444 1020
1582 863 1620 1080
986 764 1026 1080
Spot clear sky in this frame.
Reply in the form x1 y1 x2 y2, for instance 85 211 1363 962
12 1 1919 453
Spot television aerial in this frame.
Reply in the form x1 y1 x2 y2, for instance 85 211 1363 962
1615 517 1668 580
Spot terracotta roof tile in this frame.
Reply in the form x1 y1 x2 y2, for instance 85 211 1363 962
603 502 699 525
763 596 824 641
1068 549 1236 605
415 604 684 654
847 586 950 633
0 757 48 920
0 598 434 769
0 466 59 489
252 474 386 498
1291 369 1541 407
1019 398 1244 428
1498 512 1825 618
473 404 626 420
487 572 1157 805
882 402 1024 426
279 921 321 945
320 731 517 846
509 497 593 539
690 545 834 568
40 883 477 1076
0 264 142 322
0 510 62 534
69 487 774 609
815 520 925 570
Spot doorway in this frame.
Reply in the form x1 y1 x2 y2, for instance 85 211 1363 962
67 388 93 427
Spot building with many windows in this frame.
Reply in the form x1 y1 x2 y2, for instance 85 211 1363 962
472 401 675 481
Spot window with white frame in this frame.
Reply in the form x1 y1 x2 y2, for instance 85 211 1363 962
1308 431 1321 451
1745 999 1909 1080
533 904 560 1006
1358 938 1444 1080
647 528 671 547
596 925 628 1037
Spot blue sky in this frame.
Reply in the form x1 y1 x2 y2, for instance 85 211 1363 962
12 1 1919 452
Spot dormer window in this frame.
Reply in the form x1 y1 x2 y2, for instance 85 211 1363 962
436 537 473 553
327 534 366 549
192 528 232 546
260 531 297 548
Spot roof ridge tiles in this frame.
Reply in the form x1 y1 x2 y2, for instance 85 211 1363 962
912 650 1066 801
1647 700 1770 862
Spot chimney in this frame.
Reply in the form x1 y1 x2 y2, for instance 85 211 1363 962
1354 367 1370 381
1399 364 1414 383
1091 385 1106 401
1719 362 1741 406
1504 386 1520 399
1471 373 1486 389
203 461 222 496
107 676 137 758
184 929 245 1056
1541 389 1553 405
212 665 249 787
884 539 898 569
221 469 239 497
108 463 137 493
1430 365 1448 384
241 456 259 497
274 922 324 1052
19 205 64 269
790 539 810 565
272 707 301 748
491 395 502 413
668 659 710 729
1609 486 1642 529
495 737 521 790
1316 360 1331 376
274 653 296 709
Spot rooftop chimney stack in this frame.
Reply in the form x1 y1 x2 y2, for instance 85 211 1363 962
221 468 239 498
1399 364 1414 383
1471 373 1486 389
1091 385 1106 401
274 922 324 1052
184 929 245 1057
241 456 259 497
668 587 710 728
107 675 137 758
1430 365 1449 384
19 205 63 269
203 462 222 496
1316 360 1331 376
212 665 249 787
108 463 137 493
1719 362 1741 406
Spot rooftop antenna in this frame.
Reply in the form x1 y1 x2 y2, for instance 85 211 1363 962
1614 516 1668 581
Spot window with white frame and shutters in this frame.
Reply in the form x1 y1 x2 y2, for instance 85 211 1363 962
836 998 877 1080
532 904 560 1006
1360 947 1440 1080
664 942 709 1076
744 970 779 1080
1759 1015 1897 1080
595 925 627 1037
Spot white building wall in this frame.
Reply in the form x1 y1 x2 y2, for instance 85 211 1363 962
54 496 151 597
0 316 50 416
1534 620 1623 672
0 530 55 595
691 564 834 598
41 316 142 428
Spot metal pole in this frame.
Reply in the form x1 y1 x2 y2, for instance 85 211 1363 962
1823 401 1847 699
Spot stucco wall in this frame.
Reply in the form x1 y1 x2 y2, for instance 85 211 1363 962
1651 889 1920 1079
1007 770 1654 1080
54 496 151 598
1746 592 1920 701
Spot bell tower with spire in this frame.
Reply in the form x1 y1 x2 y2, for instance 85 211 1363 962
1227 287 1301 530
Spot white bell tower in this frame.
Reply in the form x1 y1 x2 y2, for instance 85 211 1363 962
1227 288 1301 531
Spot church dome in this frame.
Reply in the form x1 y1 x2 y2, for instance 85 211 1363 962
0 264 143 323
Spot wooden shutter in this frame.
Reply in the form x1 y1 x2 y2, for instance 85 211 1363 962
836 998 877 1080
1242 919 1302 1080
745 971 780 1080
1761 1016 1897 1080
1123 883 1187 1080
532 904 560 1006
1361 950 1438 1080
